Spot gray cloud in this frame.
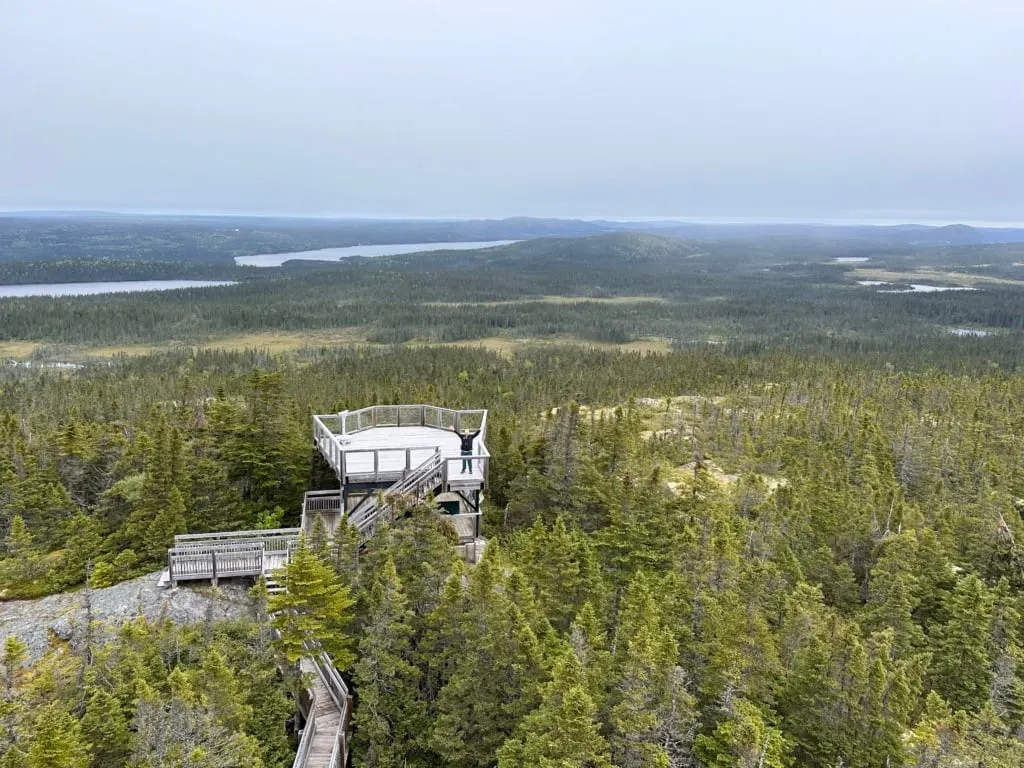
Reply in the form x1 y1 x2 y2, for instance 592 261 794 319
2 0 1022 222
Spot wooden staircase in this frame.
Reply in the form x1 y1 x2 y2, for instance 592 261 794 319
346 449 447 545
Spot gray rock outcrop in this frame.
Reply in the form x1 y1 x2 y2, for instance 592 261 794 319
0 572 256 660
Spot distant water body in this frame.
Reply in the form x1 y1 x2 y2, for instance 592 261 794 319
0 280 234 298
236 240 518 267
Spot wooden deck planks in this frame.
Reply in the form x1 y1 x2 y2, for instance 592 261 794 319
320 426 486 482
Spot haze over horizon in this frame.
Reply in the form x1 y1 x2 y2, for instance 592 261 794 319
3 1 1022 223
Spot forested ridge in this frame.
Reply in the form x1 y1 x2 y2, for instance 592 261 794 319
1 344 1024 766
0 215 613 265
2 232 1023 369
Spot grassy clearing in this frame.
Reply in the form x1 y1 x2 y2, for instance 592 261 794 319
0 341 40 358
0 329 369 361
422 295 669 308
849 268 1024 287
417 335 675 357
2 331 674 362
86 329 369 357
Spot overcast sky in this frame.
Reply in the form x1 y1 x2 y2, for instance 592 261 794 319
2 0 1022 222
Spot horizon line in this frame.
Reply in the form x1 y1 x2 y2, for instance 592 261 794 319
2 208 1024 229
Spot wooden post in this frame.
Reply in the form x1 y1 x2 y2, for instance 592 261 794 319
373 451 379 480
455 412 461 432
168 551 176 588
211 550 218 587
405 449 411 474
420 405 426 425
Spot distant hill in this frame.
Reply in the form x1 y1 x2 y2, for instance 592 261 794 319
637 222 1024 246
477 232 703 267
0 214 619 265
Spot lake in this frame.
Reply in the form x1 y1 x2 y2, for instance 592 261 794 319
858 280 976 293
878 284 975 293
0 280 235 298
235 240 518 267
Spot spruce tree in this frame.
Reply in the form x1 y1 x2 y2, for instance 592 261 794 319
196 650 252 731
269 541 355 667
930 574 995 712
352 556 425 767
861 533 926 658
609 577 695 768
80 687 131 768
1 516 45 595
429 552 547 768
694 698 791 768
26 704 89 768
142 486 188 564
497 652 612 768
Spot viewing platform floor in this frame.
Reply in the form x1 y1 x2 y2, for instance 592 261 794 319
318 425 486 485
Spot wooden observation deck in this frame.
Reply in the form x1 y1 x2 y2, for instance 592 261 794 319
305 405 488 547
313 405 488 489
160 404 489 768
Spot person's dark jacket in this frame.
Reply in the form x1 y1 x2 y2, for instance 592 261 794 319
457 429 480 451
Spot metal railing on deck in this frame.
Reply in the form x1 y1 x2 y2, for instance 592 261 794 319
315 404 486 439
313 405 489 490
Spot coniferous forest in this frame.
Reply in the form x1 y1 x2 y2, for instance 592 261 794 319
1 216 1024 766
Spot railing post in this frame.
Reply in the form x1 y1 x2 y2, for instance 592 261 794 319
455 412 461 432
373 451 379 480
211 550 218 587
405 449 411 474
372 407 378 427
420 405 426 425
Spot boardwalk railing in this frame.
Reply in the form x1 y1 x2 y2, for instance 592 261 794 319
291 642 352 768
174 529 300 550
293 697 318 767
312 651 351 720
301 491 345 539
303 491 343 515
168 529 300 587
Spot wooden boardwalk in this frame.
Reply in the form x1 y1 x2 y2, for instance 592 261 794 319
294 656 351 768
